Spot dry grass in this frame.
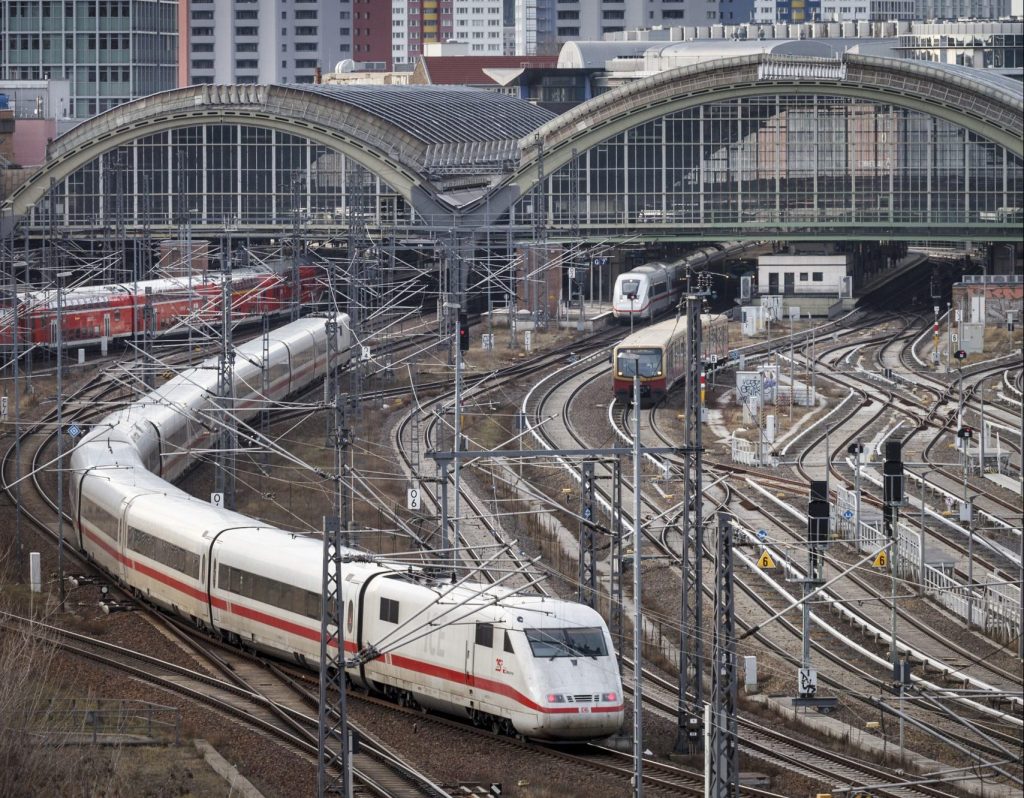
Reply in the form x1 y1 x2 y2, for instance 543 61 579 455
0 574 220 797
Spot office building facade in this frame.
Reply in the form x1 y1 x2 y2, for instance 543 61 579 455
515 0 755 55
0 0 177 118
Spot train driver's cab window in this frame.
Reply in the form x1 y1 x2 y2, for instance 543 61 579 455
380 596 399 623
524 627 608 659
620 279 640 299
616 348 662 378
475 622 493 647
504 631 515 654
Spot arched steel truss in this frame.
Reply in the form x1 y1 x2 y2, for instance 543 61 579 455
4 54 1021 242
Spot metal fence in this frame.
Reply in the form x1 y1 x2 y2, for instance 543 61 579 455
35 698 181 745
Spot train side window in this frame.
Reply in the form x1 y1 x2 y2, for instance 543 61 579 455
307 591 322 620
114 310 121 321
475 623 493 647
380 596 399 623
80 497 118 540
503 631 515 654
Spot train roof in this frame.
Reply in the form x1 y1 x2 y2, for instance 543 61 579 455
71 314 352 564
613 313 727 350
18 267 292 312
618 263 668 276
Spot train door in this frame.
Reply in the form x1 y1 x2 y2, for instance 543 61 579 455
50 319 57 345
103 314 111 340
208 539 226 632
784 272 794 294
768 272 779 294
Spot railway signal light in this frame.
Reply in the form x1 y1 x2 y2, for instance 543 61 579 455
882 441 903 528
458 313 469 352
807 480 829 544
957 426 974 439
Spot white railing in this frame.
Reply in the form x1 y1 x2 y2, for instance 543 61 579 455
730 434 774 467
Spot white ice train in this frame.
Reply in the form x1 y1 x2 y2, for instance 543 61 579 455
612 242 748 321
69 315 624 740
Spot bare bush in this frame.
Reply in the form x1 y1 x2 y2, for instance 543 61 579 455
0 588 128 796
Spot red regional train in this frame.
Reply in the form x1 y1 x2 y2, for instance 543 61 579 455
612 313 729 403
0 265 324 348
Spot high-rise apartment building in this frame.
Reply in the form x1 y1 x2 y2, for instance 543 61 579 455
913 0 1010 18
0 0 178 118
187 0 357 85
392 1 505 66
515 0 755 55
752 0 1008 21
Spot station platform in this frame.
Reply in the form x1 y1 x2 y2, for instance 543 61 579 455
984 471 1021 494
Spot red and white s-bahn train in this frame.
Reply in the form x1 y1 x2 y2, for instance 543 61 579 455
612 313 730 403
611 242 749 321
0 264 324 348
69 315 624 741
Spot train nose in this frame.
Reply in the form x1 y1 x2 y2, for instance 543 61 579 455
534 691 624 739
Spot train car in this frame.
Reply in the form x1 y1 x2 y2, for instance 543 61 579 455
612 313 729 403
203 535 623 740
611 262 685 321
611 242 758 322
68 314 623 741
0 263 324 348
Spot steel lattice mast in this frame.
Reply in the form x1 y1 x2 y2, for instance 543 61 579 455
676 295 704 754
318 315 353 797
709 512 738 797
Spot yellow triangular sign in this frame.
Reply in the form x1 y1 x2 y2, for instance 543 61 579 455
757 550 776 569
873 551 887 568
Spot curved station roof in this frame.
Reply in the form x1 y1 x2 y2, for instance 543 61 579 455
3 52 1021 236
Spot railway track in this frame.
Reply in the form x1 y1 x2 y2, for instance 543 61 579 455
1 331 459 798
540 315 1019 794
2 613 448 797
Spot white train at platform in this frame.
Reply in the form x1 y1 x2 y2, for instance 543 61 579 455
68 315 623 741
611 241 749 321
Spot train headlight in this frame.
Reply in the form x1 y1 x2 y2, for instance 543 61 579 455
602 692 617 702
547 693 566 703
